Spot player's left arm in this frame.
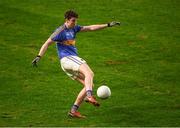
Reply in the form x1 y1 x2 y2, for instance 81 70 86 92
80 21 120 32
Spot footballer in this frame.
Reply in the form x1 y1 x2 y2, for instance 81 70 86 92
32 10 120 118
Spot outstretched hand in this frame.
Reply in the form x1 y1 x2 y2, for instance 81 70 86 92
108 21 121 27
32 55 41 67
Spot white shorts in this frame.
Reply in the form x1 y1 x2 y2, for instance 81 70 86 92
60 56 86 80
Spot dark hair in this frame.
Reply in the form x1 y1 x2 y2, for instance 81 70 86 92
64 10 78 20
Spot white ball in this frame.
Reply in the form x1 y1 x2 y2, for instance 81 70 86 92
97 85 111 99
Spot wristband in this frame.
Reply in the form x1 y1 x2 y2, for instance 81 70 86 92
37 55 41 58
107 23 110 27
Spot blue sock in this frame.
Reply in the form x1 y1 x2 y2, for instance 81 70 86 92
86 90 92 97
71 104 79 113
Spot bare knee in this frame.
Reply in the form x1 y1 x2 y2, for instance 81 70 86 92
90 71 94 77
79 63 94 78
85 71 94 79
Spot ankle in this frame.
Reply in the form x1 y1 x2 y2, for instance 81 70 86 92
86 90 92 97
71 104 79 113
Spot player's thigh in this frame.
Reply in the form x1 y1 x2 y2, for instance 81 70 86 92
61 56 87 80
79 63 94 76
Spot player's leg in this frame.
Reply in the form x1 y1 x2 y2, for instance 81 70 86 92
61 56 99 118
73 75 86 107
71 72 95 108
68 70 98 118
70 72 96 115
79 63 100 106
79 63 94 95
69 74 86 118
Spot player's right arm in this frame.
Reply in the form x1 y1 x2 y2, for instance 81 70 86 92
32 38 54 67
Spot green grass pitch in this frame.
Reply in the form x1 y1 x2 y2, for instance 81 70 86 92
0 0 180 126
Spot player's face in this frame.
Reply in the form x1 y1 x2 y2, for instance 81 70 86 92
67 17 77 28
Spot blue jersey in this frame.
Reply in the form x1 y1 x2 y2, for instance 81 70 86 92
50 24 82 59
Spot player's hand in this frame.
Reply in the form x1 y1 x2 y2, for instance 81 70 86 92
32 55 41 67
108 21 120 27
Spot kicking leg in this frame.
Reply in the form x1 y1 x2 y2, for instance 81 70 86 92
79 63 94 95
79 63 100 106
72 72 95 108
